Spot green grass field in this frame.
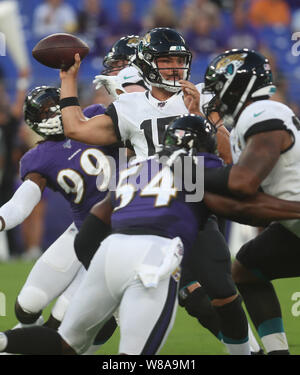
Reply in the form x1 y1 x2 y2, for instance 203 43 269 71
0 260 299 355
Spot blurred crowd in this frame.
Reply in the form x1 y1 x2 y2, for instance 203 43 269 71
0 0 299 260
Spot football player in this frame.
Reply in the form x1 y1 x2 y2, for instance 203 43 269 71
56 27 258 354
202 48 300 354
93 35 147 107
0 86 119 352
58 27 231 162
2 114 300 355
102 34 140 76
3 114 300 355
42 27 255 355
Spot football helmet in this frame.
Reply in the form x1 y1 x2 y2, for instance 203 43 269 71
163 114 217 154
134 28 192 92
202 48 276 126
24 86 63 137
102 35 140 75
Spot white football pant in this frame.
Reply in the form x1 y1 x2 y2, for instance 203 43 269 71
59 234 181 354
17 223 82 317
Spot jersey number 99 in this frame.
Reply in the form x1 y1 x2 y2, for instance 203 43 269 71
57 148 111 203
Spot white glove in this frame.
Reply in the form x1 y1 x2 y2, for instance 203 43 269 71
93 74 125 100
37 115 64 136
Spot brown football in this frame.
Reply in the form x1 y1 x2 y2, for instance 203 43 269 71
32 33 90 70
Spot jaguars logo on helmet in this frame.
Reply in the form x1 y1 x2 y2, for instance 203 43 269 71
103 35 140 74
202 48 276 128
215 52 247 71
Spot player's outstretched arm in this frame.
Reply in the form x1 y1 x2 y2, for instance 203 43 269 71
0 173 46 231
204 191 300 227
59 53 118 146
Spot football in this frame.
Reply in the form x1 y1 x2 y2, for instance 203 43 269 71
32 33 90 70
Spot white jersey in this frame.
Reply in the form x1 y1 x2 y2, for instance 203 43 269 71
106 83 212 157
117 66 146 88
230 99 300 237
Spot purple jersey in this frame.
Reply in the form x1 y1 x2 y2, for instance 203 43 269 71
83 104 106 118
20 104 116 229
20 139 119 229
110 152 223 254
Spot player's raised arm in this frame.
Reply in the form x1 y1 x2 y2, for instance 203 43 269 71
59 54 118 145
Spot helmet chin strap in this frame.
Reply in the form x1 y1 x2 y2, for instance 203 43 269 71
150 78 182 93
160 83 182 93
154 61 189 92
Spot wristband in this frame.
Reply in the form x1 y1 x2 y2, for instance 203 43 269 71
60 97 80 110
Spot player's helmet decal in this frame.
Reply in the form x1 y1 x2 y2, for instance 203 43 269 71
202 48 276 127
103 35 140 74
133 28 192 92
24 86 63 137
163 114 217 154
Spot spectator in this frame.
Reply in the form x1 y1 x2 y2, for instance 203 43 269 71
184 9 224 58
107 0 142 45
143 0 178 30
186 0 221 29
0 68 30 256
210 0 235 10
178 2 195 34
223 3 262 50
291 8 300 33
76 0 110 37
76 0 110 59
249 0 291 28
33 0 77 38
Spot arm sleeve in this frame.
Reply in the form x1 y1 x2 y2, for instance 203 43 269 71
204 165 233 196
74 213 111 269
0 180 42 231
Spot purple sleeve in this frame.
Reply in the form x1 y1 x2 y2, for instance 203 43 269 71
204 157 224 169
83 104 106 118
199 152 224 169
19 146 48 181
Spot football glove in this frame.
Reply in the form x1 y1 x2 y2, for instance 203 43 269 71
93 75 125 100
